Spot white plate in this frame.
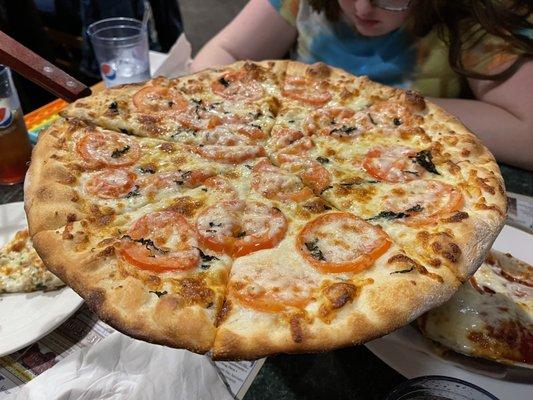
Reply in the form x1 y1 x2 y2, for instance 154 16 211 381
366 225 533 400
0 201 83 357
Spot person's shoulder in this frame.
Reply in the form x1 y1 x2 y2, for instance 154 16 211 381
268 0 300 26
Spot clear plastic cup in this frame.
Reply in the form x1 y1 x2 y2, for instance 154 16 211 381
87 17 151 87
385 376 500 400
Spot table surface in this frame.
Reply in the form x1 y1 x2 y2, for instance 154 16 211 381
2 163 531 400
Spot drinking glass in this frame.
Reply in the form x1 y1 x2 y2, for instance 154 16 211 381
0 66 32 185
87 17 151 87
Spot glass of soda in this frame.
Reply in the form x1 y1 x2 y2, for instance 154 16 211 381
385 376 499 400
87 17 151 87
0 66 32 185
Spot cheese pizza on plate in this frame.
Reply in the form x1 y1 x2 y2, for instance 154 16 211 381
418 250 532 368
24 60 507 359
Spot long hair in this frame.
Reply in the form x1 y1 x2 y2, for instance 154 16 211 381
307 0 532 80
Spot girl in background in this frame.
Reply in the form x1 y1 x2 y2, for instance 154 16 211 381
191 0 533 170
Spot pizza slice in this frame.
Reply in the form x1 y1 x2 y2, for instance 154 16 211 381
212 203 462 360
0 229 64 293
31 190 234 352
62 61 287 143
418 250 533 367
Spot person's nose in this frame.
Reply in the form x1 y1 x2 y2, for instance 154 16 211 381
354 0 375 17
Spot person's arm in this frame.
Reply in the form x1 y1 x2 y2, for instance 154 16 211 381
190 0 298 72
431 60 533 171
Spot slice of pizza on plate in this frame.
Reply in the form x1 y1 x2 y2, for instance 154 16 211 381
0 229 64 293
418 250 532 368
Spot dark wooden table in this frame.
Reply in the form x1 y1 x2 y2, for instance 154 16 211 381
2 164 532 400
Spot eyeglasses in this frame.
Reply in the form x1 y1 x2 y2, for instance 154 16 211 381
371 0 412 12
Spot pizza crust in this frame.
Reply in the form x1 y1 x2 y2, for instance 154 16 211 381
25 122 85 235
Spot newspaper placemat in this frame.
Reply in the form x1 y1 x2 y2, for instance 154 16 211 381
0 305 264 399
506 191 533 233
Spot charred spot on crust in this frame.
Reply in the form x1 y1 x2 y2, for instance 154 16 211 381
243 61 263 78
306 62 331 79
442 211 469 223
86 289 106 312
324 282 357 309
215 300 231 327
178 278 214 307
476 177 497 195
289 315 304 343
430 238 461 263
404 90 426 111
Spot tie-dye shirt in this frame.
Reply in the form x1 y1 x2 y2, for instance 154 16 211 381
270 0 530 98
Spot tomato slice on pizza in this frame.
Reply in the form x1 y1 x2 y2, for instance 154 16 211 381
76 129 141 168
367 92 425 128
269 127 313 159
202 176 239 198
132 85 189 114
118 211 200 272
192 144 266 164
297 212 391 273
252 159 314 202
85 169 137 199
188 125 265 147
229 268 317 313
211 69 264 101
277 154 332 195
379 180 464 226
196 200 287 257
282 76 332 106
181 125 267 163
304 107 372 138
363 146 431 182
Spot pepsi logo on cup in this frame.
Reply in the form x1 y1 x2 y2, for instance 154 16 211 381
100 63 116 80
0 107 13 130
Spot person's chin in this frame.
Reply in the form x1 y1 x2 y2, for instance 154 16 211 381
352 16 386 37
